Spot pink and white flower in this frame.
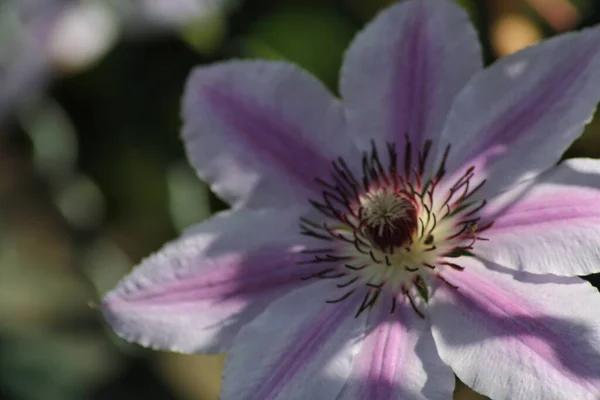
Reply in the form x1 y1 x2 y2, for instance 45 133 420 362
102 0 600 398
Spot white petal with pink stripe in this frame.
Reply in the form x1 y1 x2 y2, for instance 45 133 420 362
439 25 600 199
338 300 454 400
183 61 359 210
340 0 481 155
102 208 320 353
430 257 600 399
476 158 600 276
222 281 367 400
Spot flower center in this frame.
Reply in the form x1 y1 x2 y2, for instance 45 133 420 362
299 139 493 317
360 189 418 250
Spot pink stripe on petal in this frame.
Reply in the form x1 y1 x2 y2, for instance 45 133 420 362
252 301 355 400
365 313 406 399
183 61 355 209
464 40 597 171
102 208 323 354
340 0 481 155
106 247 313 307
440 26 600 199
430 258 600 399
486 197 600 232
367 322 402 398
389 1 437 150
204 85 331 196
222 281 366 400
338 301 454 400
475 158 600 276
444 272 596 386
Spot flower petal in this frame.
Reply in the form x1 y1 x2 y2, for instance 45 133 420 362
439 25 600 198
430 257 600 400
102 208 320 353
476 158 600 276
182 60 358 209
221 281 366 400
340 0 481 153
337 301 454 400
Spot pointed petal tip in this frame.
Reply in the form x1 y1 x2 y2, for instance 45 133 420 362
441 22 600 199
99 209 320 355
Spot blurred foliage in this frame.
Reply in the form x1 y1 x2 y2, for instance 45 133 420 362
0 0 599 399
234 0 356 90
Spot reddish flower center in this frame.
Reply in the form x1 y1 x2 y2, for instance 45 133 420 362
359 189 418 250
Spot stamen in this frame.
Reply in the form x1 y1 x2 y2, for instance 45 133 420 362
463 199 487 218
461 179 487 203
300 268 334 280
417 139 432 176
300 139 492 316
434 144 451 181
442 262 465 271
403 289 425 319
370 140 389 186
389 295 398 314
403 135 412 179
353 238 369 254
437 275 459 289
362 154 371 192
337 276 360 288
344 263 368 271
475 221 494 233
386 142 399 190
369 250 383 264
314 270 347 279
356 289 381 317
301 248 335 254
326 289 356 304
336 157 359 185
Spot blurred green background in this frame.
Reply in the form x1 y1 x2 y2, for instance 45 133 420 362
1 0 599 399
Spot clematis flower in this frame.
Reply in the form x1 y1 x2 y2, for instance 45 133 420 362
102 0 600 398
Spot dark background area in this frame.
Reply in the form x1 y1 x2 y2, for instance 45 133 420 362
1 0 599 399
